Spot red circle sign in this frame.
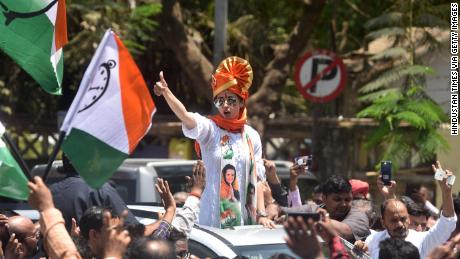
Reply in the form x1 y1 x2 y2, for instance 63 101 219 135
294 49 347 103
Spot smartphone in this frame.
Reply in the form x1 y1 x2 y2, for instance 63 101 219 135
295 155 312 167
381 161 392 186
288 212 321 222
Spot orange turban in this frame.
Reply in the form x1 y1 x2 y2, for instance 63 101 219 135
212 56 253 100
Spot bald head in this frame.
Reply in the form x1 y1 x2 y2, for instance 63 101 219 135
8 216 35 236
381 199 407 218
381 199 410 239
5 216 39 256
128 238 175 259
174 192 189 206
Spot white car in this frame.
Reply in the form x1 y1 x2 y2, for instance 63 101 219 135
128 205 370 259
190 225 296 258
31 158 317 204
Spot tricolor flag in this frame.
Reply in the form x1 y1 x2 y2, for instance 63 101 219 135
61 29 156 188
0 122 29 200
0 0 67 95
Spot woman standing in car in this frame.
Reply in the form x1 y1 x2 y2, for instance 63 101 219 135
154 56 272 228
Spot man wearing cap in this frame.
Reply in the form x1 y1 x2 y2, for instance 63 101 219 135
154 57 273 229
349 179 369 200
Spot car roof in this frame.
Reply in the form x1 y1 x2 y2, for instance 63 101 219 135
194 224 288 246
31 158 316 180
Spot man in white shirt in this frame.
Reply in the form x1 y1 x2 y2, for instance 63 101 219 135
358 161 457 258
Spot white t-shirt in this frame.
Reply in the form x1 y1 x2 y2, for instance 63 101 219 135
365 213 457 258
182 112 266 227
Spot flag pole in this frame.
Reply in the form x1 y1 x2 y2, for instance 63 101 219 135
42 131 66 182
1 133 32 181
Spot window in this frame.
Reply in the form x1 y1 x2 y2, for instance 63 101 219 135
153 165 194 194
188 240 218 258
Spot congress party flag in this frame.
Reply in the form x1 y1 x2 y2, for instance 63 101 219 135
61 29 156 188
0 122 29 200
0 0 68 94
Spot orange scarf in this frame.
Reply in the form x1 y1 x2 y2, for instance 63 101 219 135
209 108 247 133
194 108 247 158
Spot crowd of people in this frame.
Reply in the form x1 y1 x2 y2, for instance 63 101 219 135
0 158 459 259
0 56 458 259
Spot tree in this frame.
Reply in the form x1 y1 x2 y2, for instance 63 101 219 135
356 0 450 169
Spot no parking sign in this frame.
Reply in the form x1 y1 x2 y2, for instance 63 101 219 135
294 49 347 103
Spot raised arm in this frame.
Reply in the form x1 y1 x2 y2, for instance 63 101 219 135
419 161 457 258
433 161 455 217
377 177 397 200
28 177 81 259
144 178 176 237
155 178 176 224
154 71 197 129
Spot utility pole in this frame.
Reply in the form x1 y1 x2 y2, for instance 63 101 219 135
213 0 228 67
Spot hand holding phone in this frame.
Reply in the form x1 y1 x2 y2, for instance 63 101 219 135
381 161 392 186
294 155 312 172
434 169 446 181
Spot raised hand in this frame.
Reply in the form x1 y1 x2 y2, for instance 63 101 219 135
71 218 80 238
316 208 337 244
263 159 279 184
5 233 25 259
376 177 397 200
27 176 54 212
432 161 454 191
101 210 131 259
289 164 305 191
190 160 206 196
155 178 176 224
156 178 176 211
432 161 456 218
284 216 325 259
154 71 168 96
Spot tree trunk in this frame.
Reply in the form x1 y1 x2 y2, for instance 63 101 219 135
160 0 214 102
247 0 326 136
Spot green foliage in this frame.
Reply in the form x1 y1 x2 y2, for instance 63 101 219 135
358 0 450 170
358 87 402 102
124 4 162 54
359 65 434 94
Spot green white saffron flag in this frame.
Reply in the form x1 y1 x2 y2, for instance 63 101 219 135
61 29 156 188
0 122 29 200
0 0 68 95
